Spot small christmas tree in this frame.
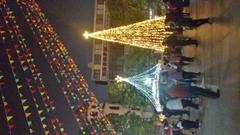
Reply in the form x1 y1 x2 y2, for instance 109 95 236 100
115 64 163 112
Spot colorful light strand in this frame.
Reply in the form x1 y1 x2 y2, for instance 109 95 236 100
16 0 114 134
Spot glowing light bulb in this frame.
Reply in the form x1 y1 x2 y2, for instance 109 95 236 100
115 75 124 83
83 31 89 39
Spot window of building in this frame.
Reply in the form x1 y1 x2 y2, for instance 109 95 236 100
102 71 107 76
103 56 107 61
97 0 104 4
93 69 101 80
103 52 107 56
96 14 103 24
103 46 107 51
94 54 101 65
95 40 102 45
102 67 107 71
94 43 102 54
109 106 120 110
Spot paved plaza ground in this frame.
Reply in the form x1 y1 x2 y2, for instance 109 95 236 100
182 0 240 134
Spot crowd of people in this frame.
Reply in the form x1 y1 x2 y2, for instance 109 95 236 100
158 0 219 135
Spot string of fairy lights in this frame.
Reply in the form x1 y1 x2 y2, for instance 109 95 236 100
1 2 41 134
0 0 114 134
0 10 14 135
16 0 114 134
84 16 173 51
6 4 68 134
0 1 67 134
0 70 14 135
115 64 163 112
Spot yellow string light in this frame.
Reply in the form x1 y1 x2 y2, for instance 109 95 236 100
84 16 172 51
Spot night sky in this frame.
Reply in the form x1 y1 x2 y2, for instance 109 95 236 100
37 0 109 102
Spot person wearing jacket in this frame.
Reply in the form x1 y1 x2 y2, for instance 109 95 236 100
165 98 199 110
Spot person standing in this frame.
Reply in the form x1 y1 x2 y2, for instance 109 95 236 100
163 0 190 8
182 70 201 80
163 34 198 48
166 98 199 110
160 61 201 83
161 81 220 99
163 55 195 66
165 16 212 30
176 119 200 129
162 107 190 117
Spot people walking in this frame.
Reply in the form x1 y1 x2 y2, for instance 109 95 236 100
160 1 220 133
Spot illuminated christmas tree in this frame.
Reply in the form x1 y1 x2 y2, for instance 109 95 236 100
115 64 163 112
84 17 172 51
